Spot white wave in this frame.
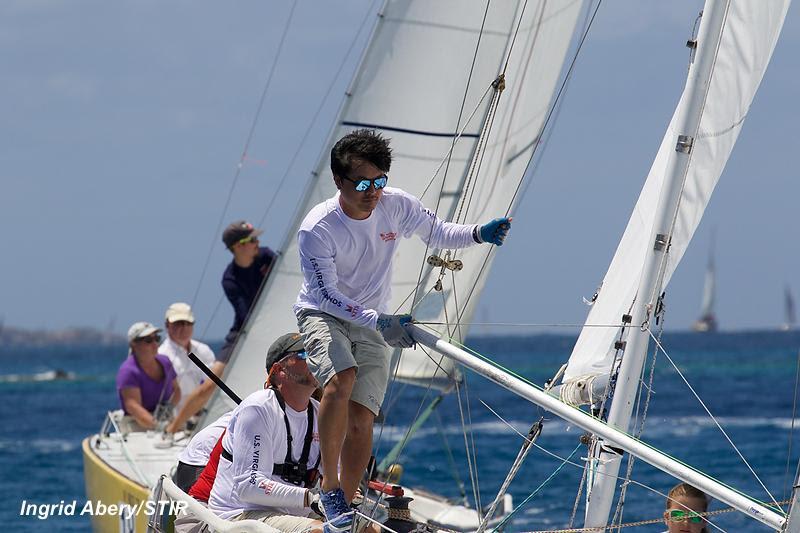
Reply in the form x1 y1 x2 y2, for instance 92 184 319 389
0 369 77 382
0 438 79 453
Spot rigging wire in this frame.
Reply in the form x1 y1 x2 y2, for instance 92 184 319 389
502 0 604 217
609 300 665 529
455 375 483 512
647 329 783 513
426 0 607 336
424 325 788 519
784 348 800 502
190 0 299 309
255 0 380 231
433 408 470 504
408 0 493 316
483 402 733 533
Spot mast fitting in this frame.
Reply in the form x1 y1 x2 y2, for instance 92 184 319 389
653 233 670 252
676 134 694 153
492 74 506 92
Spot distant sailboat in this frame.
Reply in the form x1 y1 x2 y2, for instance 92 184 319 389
782 284 797 331
692 239 718 332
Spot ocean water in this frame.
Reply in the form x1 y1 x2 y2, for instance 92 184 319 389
2 330 800 532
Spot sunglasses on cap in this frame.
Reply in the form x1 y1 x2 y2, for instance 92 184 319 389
667 509 703 523
136 335 161 344
341 174 388 192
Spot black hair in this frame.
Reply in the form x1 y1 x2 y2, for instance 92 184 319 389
330 128 392 178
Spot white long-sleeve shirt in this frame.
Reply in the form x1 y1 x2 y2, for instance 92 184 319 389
158 337 215 410
177 411 232 467
294 187 478 328
208 389 321 519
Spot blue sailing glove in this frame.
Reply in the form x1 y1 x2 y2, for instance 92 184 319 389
376 313 414 348
477 217 512 246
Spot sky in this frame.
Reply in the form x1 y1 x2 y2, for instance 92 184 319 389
1 0 798 340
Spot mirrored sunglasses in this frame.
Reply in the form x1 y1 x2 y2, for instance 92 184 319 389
668 509 703 523
342 174 388 192
137 335 161 344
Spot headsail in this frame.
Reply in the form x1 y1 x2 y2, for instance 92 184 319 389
565 0 791 383
206 0 587 420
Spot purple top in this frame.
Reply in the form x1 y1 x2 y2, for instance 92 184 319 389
116 353 177 413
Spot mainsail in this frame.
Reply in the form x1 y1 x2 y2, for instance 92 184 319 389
564 0 791 383
207 0 587 421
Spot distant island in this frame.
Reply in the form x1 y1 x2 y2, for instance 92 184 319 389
0 324 125 347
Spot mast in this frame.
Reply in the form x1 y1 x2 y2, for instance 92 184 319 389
407 324 786 531
583 1 730 528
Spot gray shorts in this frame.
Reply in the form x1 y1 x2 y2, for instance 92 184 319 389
297 309 389 416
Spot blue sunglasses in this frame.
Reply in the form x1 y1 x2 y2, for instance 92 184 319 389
341 174 388 192
287 350 307 360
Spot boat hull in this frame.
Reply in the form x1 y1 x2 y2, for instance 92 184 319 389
82 437 150 533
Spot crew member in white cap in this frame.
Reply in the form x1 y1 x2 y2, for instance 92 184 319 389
116 321 181 430
159 302 215 412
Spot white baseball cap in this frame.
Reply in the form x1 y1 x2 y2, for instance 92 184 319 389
127 321 162 343
165 302 195 324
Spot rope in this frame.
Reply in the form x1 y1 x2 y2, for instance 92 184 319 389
190 0 299 309
104 412 151 487
433 408 469 504
517 502 797 533
493 443 582 531
784 348 800 501
609 302 664 530
454 377 483 516
255 0 380 231
476 403 543 533
409 0 492 315
478 399 783 533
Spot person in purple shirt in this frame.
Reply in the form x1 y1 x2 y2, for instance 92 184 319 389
116 321 181 430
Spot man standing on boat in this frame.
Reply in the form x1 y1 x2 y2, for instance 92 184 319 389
294 128 511 528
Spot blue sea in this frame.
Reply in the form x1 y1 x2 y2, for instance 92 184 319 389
2 331 800 532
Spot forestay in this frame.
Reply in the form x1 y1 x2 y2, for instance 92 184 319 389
564 0 791 383
207 0 586 421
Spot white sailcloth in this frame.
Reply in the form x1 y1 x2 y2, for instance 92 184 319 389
207 0 586 420
699 255 715 318
564 0 791 383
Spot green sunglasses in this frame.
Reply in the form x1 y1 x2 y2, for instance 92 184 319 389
668 509 703 523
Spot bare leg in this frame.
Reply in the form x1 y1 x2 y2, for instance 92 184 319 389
318 368 356 493
340 401 375 503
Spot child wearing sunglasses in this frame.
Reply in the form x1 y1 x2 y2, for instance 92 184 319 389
664 482 710 533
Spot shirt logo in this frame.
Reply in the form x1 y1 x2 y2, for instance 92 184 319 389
380 232 397 242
